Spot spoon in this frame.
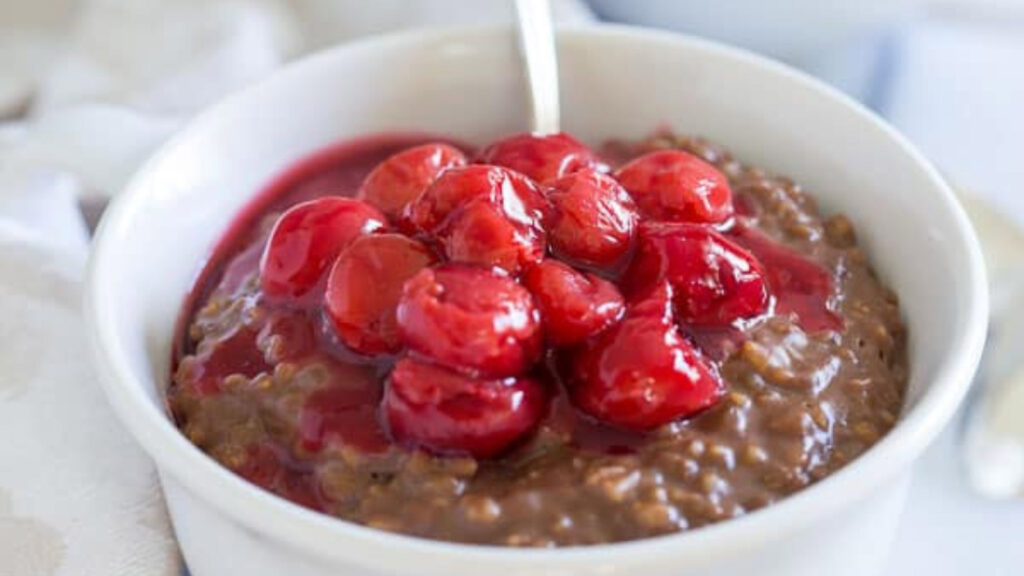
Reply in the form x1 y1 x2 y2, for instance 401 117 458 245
514 0 561 135
962 268 1024 498
957 193 1024 498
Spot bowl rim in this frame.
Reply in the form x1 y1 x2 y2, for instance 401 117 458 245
85 23 988 569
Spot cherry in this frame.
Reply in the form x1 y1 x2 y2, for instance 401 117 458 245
476 132 602 183
624 222 770 326
546 168 638 269
436 197 545 275
383 357 547 458
615 150 734 223
357 143 466 230
324 234 436 355
396 264 542 377
405 164 549 235
522 260 624 346
260 197 387 298
569 282 725 431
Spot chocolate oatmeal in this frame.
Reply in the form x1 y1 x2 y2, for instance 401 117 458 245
168 131 907 546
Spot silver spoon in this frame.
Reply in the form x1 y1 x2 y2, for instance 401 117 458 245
962 268 1024 499
514 0 561 135
954 194 1024 499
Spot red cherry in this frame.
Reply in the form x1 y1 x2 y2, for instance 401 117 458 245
476 132 602 183
546 168 638 269
624 222 769 326
260 197 386 298
615 150 734 223
357 143 466 229
405 164 549 235
383 357 547 458
396 264 542 377
569 282 725 430
522 260 624 346
437 198 545 275
324 234 436 355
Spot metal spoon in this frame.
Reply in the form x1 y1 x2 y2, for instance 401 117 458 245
962 269 1024 499
514 0 561 135
955 193 1024 499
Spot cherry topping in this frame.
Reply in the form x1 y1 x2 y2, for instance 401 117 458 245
615 150 734 223
179 327 269 396
730 225 842 332
260 197 386 298
476 132 602 183
406 164 549 235
383 357 547 458
569 282 725 431
437 197 545 275
356 143 466 230
234 442 286 490
234 443 323 511
396 264 542 377
546 168 638 269
624 222 769 326
298 368 389 454
522 260 624 346
324 234 436 355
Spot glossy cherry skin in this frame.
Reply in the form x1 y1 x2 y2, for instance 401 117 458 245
324 234 436 355
475 132 602 183
546 168 638 269
356 143 466 230
569 282 725 431
405 164 550 235
522 260 625 346
436 197 546 275
615 150 734 223
260 197 387 298
396 264 542 377
383 357 547 458
624 222 770 326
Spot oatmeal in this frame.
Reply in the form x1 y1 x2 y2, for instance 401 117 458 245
169 131 906 546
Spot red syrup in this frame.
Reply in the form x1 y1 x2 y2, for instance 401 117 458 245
729 224 843 333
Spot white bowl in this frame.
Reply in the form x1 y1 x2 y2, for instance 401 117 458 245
85 26 987 576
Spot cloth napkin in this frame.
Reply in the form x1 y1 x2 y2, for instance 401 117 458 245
0 2 593 575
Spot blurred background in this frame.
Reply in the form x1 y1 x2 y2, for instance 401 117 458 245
1 1 1022 575
3 0 1024 215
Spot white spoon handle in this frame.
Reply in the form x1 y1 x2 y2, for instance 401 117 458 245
514 0 561 135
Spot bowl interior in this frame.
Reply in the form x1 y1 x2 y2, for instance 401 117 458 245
88 25 986 568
